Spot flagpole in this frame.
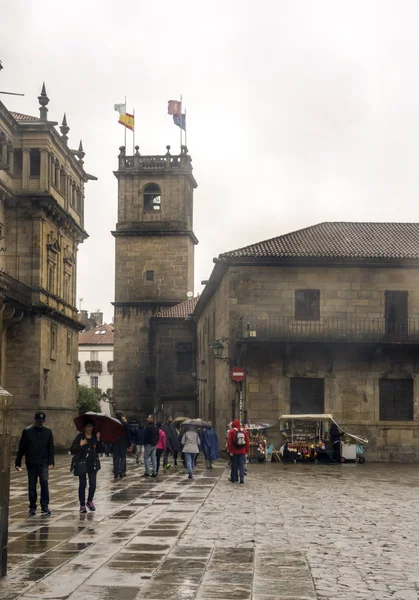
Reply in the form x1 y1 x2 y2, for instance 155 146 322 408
133 108 135 154
180 94 183 149
184 108 187 148
124 96 127 150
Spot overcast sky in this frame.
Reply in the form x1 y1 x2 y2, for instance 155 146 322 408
2 1 419 322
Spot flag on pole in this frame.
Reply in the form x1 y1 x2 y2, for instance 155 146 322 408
114 103 134 130
173 114 186 130
114 103 126 115
118 113 135 131
168 100 182 116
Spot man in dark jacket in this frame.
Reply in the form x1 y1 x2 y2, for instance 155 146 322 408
330 423 343 462
143 415 159 477
112 410 132 478
161 415 181 468
15 411 55 516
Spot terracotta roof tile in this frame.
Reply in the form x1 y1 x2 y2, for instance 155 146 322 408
10 112 40 122
220 222 419 261
154 297 199 319
78 323 114 345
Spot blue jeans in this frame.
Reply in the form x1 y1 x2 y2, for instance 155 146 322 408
185 452 197 476
144 445 157 475
231 454 246 482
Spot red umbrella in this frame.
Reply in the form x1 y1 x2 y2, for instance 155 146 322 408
73 412 125 442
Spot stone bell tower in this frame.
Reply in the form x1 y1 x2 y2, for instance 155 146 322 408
112 144 198 417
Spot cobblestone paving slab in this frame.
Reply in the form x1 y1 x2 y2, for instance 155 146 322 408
2 458 419 598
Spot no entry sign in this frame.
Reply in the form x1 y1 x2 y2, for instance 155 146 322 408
231 367 246 382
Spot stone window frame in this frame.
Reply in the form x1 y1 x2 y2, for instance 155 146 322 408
379 378 414 421
66 330 73 365
143 183 161 212
29 149 41 177
50 323 58 361
295 289 320 321
90 376 99 388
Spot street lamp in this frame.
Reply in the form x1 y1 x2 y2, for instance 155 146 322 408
210 339 230 363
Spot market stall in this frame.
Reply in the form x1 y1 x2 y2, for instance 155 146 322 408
227 421 274 462
246 423 270 462
278 414 368 463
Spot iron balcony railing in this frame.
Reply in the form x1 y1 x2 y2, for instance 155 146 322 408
0 271 32 307
240 316 419 343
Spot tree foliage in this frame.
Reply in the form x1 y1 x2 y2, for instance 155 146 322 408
77 384 101 415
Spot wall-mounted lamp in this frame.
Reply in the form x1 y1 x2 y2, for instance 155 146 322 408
210 339 230 363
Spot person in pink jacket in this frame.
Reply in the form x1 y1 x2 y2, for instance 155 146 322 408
156 423 167 475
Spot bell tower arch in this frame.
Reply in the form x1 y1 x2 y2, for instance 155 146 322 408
112 144 198 416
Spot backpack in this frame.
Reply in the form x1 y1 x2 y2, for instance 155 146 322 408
234 428 246 448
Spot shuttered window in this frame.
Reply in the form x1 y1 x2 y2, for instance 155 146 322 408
379 379 413 421
295 290 320 321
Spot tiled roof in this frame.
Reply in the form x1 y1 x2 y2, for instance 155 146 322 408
219 222 419 261
10 112 40 122
78 323 114 345
154 296 199 319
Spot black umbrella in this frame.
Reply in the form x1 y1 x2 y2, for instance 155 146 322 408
73 412 125 442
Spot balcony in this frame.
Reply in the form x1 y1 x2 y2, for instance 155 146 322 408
0 271 32 307
84 360 103 374
239 316 419 344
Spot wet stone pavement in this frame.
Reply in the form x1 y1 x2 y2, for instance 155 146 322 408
1 458 419 600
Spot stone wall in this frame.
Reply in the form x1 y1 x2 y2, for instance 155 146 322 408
152 319 197 419
229 265 419 319
113 304 164 418
114 236 194 304
6 314 79 450
197 270 238 442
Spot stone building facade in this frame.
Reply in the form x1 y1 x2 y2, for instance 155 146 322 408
194 222 419 461
0 85 95 447
112 145 197 419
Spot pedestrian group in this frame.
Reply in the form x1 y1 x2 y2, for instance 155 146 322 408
15 411 251 515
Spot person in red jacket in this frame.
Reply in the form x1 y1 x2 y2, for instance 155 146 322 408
227 419 250 484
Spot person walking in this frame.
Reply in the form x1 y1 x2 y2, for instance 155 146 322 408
112 410 132 479
227 419 250 484
201 421 220 469
330 423 343 462
181 427 200 479
70 419 102 513
143 415 159 478
162 416 181 468
15 411 55 516
156 422 166 475
136 421 145 465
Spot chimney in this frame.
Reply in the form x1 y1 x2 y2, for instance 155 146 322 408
91 311 103 326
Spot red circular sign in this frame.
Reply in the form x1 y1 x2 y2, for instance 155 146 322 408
231 367 246 382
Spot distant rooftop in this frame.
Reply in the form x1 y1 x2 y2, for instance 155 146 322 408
79 323 114 345
154 296 199 319
10 112 40 122
219 222 419 262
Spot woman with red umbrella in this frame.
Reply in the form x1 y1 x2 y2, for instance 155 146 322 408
71 418 102 513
